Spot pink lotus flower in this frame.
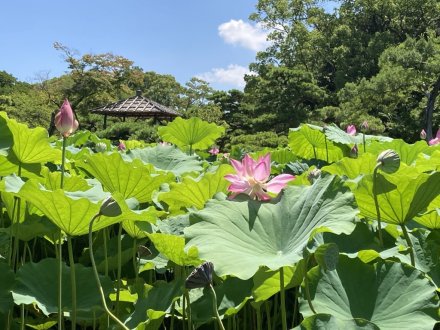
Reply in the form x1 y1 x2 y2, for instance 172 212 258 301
224 153 295 201
429 129 440 145
118 141 126 151
346 124 356 136
55 99 78 137
209 147 220 155
420 129 427 140
350 144 358 158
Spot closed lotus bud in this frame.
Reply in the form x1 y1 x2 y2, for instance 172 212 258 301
307 168 321 183
420 129 427 140
55 99 79 137
95 142 107 153
350 144 358 158
346 125 356 136
99 196 122 217
376 149 400 173
118 141 126 151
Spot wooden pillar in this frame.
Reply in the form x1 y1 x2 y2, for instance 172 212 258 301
103 115 107 129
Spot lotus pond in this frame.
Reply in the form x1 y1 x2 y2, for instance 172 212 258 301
0 111 439 329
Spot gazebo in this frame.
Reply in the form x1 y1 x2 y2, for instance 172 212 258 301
91 90 179 129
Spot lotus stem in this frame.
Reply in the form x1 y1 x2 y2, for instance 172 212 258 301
324 134 329 163
265 301 271 330
103 228 108 277
115 223 123 315
279 267 287 330
132 238 138 282
372 165 384 246
88 214 129 330
184 289 192 330
312 146 317 160
208 283 225 330
362 133 366 153
60 137 66 188
255 303 262 330
58 231 63 330
67 236 77 328
304 256 317 315
20 304 25 330
400 224 415 267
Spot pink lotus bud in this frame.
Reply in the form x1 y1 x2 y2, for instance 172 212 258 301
346 125 356 136
350 144 358 158
420 129 427 140
55 99 78 137
209 147 220 155
118 141 126 151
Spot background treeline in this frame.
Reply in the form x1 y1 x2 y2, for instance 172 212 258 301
1 0 440 150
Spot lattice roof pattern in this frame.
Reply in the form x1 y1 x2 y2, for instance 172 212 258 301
90 92 179 118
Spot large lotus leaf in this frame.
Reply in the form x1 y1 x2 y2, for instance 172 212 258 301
122 210 159 239
158 117 225 152
185 175 357 280
296 314 380 330
125 279 184 329
123 145 203 176
324 124 392 146
12 258 113 316
252 262 305 302
252 148 298 165
148 233 200 266
0 112 13 156
6 115 61 164
415 207 440 229
40 168 91 192
288 125 347 162
0 154 42 178
413 150 440 173
322 153 378 179
159 164 233 213
78 152 174 203
7 178 156 236
0 215 58 242
310 222 400 263
355 171 440 225
367 139 430 165
300 256 439 329
0 262 15 313
188 277 253 324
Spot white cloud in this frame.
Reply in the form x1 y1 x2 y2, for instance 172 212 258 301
197 64 250 89
218 19 269 52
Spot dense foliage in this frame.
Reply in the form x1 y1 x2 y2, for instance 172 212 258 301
0 113 439 329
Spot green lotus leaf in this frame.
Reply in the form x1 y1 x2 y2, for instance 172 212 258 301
78 152 174 203
324 124 392 147
26 319 58 330
185 175 357 279
122 207 160 239
300 256 439 329
355 171 440 225
288 125 347 162
125 279 184 329
0 154 42 178
252 262 305 302
159 164 233 213
310 223 400 263
158 117 225 153
367 139 430 165
12 258 112 316
148 233 200 266
187 277 252 324
0 262 15 313
0 112 13 156
297 314 380 330
322 153 378 179
413 150 440 173
8 178 156 236
123 145 203 176
6 115 61 164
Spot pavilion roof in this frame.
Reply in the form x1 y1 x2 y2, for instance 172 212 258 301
90 91 179 119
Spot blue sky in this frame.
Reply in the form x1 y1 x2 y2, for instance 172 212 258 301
1 0 336 90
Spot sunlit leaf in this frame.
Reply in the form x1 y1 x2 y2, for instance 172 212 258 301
148 233 200 266
159 164 233 213
288 125 347 162
158 117 225 153
297 314 380 329
367 139 430 165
